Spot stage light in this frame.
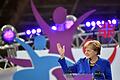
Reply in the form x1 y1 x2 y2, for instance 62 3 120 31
85 22 90 27
91 21 96 30
96 21 101 25
84 18 118 32
25 28 42 36
1 25 16 44
91 21 95 27
112 19 117 24
31 29 36 34
26 30 31 35
51 26 57 30
36 28 41 33
108 20 111 24
101 20 104 24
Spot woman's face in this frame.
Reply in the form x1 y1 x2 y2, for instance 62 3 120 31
84 46 97 59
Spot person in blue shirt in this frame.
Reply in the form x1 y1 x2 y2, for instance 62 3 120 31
57 40 112 80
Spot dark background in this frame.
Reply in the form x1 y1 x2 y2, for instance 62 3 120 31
0 0 120 33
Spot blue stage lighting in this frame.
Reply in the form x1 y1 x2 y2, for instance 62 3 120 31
96 21 101 25
36 28 41 33
101 20 105 24
51 26 57 30
26 30 31 35
112 19 117 24
91 21 95 26
31 29 36 34
108 20 111 24
85 22 90 27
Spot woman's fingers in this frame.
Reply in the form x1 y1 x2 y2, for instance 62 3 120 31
57 43 65 55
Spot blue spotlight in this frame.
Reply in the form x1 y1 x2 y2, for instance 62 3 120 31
108 20 111 24
51 26 57 30
101 20 105 24
36 28 41 33
85 22 91 27
96 21 101 25
31 29 36 34
26 30 31 35
112 19 117 24
91 21 95 26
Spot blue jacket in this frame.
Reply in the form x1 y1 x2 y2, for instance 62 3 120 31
58 57 112 80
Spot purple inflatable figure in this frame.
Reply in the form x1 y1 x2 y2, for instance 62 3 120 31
31 0 96 61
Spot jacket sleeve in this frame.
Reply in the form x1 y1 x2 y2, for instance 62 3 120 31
104 60 112 80
58 58 79 73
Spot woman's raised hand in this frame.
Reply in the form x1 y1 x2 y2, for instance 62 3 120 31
57 43 65 58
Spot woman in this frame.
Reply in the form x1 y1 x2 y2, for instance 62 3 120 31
57 40 112 80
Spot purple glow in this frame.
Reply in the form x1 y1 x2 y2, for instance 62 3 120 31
2 29 15 43
85 22 90 27
3 30 14 40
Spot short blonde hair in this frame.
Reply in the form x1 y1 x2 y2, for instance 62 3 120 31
84 40 101 55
